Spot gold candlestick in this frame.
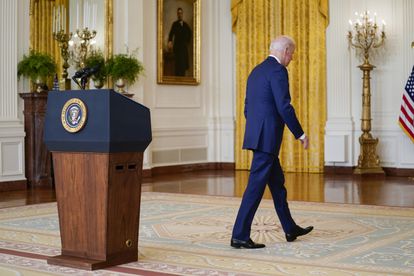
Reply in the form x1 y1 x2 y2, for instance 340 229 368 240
348 11 386 175
53 30 72 90
76 27 97 68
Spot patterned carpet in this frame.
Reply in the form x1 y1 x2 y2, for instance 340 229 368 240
0 192 413 275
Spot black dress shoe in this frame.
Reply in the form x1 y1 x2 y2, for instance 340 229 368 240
285 226 313 242
230 238 265 249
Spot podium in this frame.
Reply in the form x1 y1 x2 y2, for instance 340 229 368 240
44 90 151 270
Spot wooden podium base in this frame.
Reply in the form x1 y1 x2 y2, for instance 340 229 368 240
47 252 137 270
49 151 143 270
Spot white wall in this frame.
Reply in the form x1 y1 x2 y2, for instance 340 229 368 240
112 0 235 169
7 0 412 183
2 0 234 187
0 0 28 183
325 0 414 168
0 0 233 185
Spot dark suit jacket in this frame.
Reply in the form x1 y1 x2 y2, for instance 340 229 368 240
168 20 192 70
243 56 304 155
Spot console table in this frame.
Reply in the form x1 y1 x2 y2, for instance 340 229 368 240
19 92 53 188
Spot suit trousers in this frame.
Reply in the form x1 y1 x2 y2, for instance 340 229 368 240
232 150 296 241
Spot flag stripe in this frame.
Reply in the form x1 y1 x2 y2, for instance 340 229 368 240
399 118 414 143
399 112 414 133
399 117 414 136
399 113 414 133
401 106 414 125
402 93 414 115
401 97 414 119
400 66 414 142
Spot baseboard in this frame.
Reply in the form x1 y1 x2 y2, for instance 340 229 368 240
143 162 235 177
325 166 414 177
324 166 354 174
145 164 411 177
142 169 152 178
383 167 414 177
0 180 27 191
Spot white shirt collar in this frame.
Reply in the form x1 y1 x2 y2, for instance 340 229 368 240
269 54 281 64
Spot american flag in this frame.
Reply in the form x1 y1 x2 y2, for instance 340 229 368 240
399 66 414 142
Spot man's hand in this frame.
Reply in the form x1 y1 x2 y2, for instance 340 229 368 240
167 41 173 50
300 136 309 150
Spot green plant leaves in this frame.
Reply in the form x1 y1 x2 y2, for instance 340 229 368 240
17 51 57 81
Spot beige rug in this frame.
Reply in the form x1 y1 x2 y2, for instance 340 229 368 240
0 192 414 275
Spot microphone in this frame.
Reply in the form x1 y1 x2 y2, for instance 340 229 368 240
83 65 99 78
72 65 100 90
72 68 88 89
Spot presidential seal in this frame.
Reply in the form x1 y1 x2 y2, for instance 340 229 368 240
61 98 87 133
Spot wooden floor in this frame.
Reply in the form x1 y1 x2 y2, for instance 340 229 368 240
1 170 413 209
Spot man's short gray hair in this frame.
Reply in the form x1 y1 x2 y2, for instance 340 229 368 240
269 35 296 52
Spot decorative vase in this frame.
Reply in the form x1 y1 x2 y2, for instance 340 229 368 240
93 78 104 89
34 77 46 93
115 78 126 93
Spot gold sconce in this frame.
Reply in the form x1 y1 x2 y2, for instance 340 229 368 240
68 1 98 70
348 11 386 175
30 0 113 90
52 1 98 89
69 28 97 69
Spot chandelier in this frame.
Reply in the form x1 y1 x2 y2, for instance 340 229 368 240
348 11 386 63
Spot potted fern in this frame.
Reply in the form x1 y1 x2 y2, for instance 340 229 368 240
107 53 144 93
17 51 57 92
84 50 108 89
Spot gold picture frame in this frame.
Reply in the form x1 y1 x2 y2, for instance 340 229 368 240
157 0 200 85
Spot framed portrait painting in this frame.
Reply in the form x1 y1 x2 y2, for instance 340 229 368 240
157 0 200 85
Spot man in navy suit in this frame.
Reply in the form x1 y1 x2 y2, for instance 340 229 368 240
231 36 313 249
